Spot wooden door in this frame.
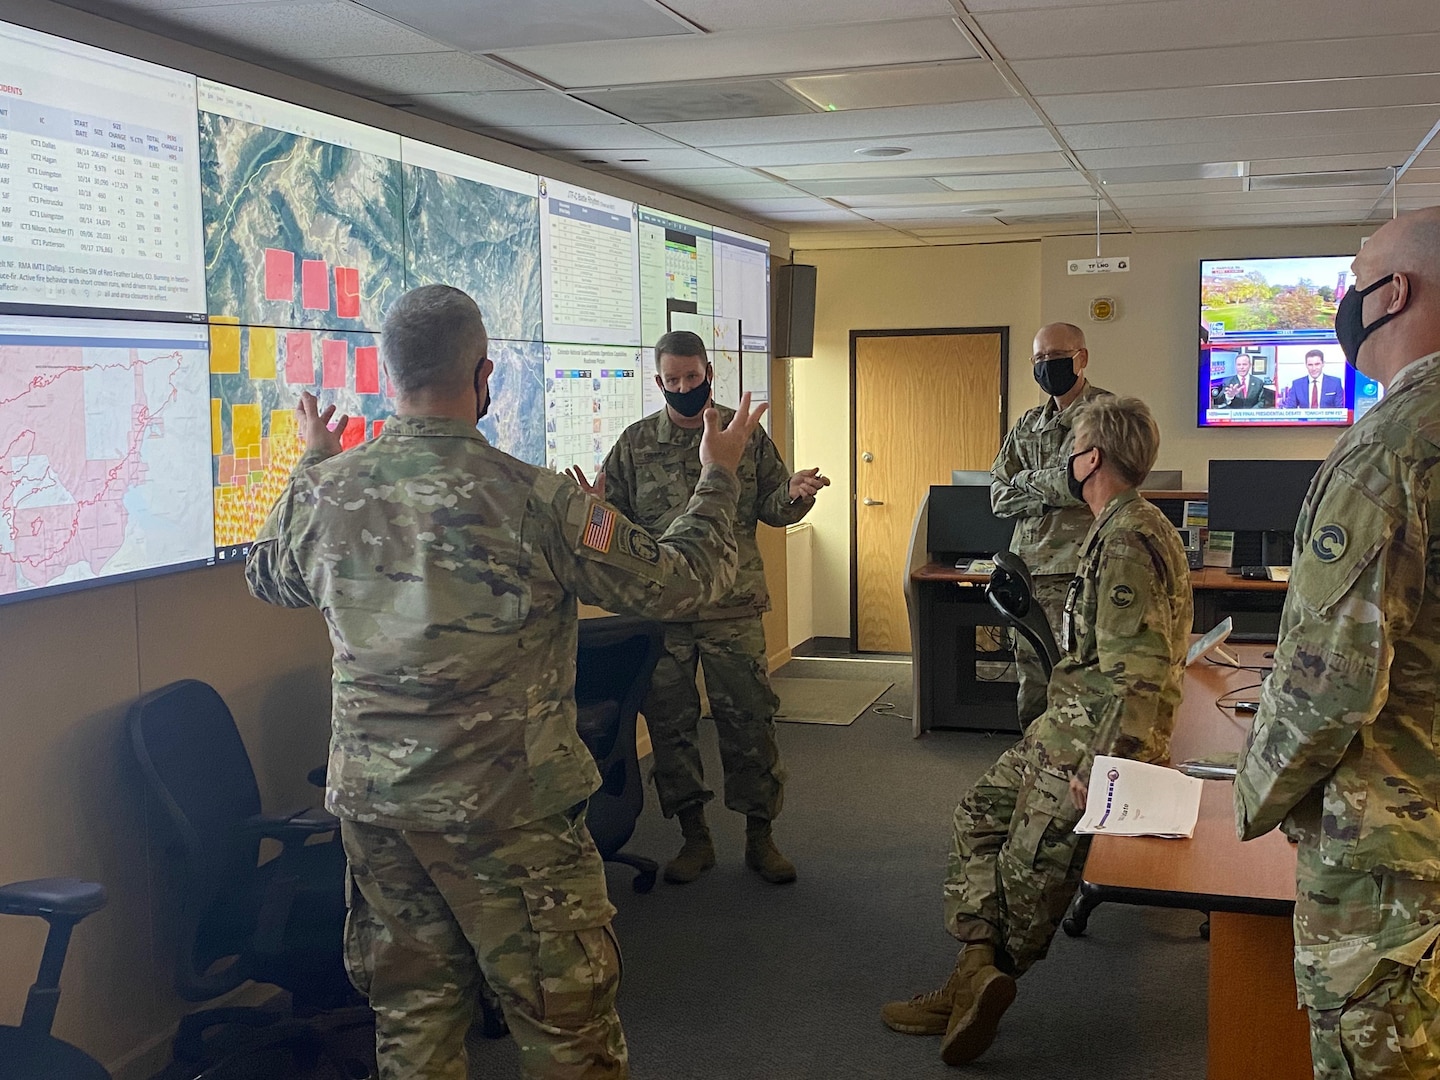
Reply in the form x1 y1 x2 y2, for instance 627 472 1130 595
853 330 1006 652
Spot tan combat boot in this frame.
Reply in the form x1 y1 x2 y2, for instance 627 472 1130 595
880 945 991 1035
663 805 716 884
744 817 797 884
940 944 1016 1066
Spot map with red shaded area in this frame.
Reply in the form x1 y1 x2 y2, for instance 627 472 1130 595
0 334 213 599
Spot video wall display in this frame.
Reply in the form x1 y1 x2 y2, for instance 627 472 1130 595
0 17 769 605
1198 256 1382 428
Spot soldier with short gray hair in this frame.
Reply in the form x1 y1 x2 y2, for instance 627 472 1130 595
245 284 769 1080
883 395 1192 1066
1236 208 1440 1078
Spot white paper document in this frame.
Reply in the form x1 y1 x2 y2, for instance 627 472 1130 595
1073 756 1204 839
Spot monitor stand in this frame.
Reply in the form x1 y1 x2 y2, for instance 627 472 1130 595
1260 531 1294 567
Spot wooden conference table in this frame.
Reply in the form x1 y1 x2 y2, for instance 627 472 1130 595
1073 643 1310 1080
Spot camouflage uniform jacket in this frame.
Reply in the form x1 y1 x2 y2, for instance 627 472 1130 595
1236 351 1440 876
1031 488 1194 781
991 381 1111 576
602 405 811 620
245 415 740 833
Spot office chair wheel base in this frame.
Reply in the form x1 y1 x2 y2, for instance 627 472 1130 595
1061 916 1084 938
1199 919 1210 941
632 869 657 894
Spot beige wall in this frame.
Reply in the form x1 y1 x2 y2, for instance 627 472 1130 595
790 244 1044 639
795 225 1368 642
0 2 791 1074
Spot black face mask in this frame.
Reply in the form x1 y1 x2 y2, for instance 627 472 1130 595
662 378 711 418
1035 355 1080 398
474 359 491 422
1067 448 1099 503
1335 275 1399 373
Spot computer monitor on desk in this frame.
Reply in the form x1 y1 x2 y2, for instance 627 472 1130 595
951 470 991 486
927 485 1015 564
1208 459 1323 566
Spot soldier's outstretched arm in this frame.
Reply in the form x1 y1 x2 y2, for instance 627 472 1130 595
989 427 1073 519
757 429 816 527
1234 455 1425 840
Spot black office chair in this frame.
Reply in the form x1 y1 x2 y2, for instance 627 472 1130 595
575 616 665 894
986 551 1062 678
128 680 371 1078
0 878 110 1080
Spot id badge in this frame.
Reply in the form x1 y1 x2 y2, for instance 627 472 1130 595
1061 575 1082 654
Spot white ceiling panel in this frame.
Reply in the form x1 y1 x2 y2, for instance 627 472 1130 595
793 178 949 196
132 1 450 60
770 152 1074 180
745 207 870 222
355 0 696 50
300 51 538 98
1245 154 1410 176
863 197 1103 219
1112 190 1386 210
650 100 1042 148
790 232 928 248
933 170 1082 190
978 0 1440 61
58 0 292 9
837 186 1096 207
785 60 1017 111
493 124 684 151
1011 34 1440 96
713 128 1061 167
711 196 839 213
1078 131 1425 172
964 0 1163 9
1099 178 1247 197
403 90 618 126
570 147 738 170
493 18 978 89
1038 76 1440 127
596 165 770 186
662 0 955 31
1063 107 1438 153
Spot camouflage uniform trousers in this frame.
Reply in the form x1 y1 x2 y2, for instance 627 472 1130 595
940 736 1089 975
1296 849 1440 1079
340 810 627 1080
644 615 787 821
1013 573 1073 730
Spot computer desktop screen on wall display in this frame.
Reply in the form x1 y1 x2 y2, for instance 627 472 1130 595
1198 255 1383 429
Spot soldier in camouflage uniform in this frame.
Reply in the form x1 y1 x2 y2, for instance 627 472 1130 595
992 323 1111 728
246 286 770 1080
1235 209 1440 1079
569 331 827 886
883 396 1193 1067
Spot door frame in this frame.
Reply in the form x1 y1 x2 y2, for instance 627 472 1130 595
848 326 1011 653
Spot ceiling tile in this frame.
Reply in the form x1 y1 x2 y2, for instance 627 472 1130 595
837 186 1096 207
1249 153 1416 175
493 17 977 89
933 169 1083 190
1099 178 1248 197
299 51 537 98
785 60 1016 111
403 89 616 126
792 178 949 196
1077 130 1424 171
661 0 956 31
862 197 1104 219
771 152 1072 180
354 0 696 49
1113 189 1386 210
1010 33 1440 95
748 207 871 222
709 196 840 213
575 81 815 124
597 165 771 186
711 128 1060 167
650 100 1041 148
490 124 684 152
128 1 451 60
978 0 1440 61
1063 107 1438 153
586 147 746 170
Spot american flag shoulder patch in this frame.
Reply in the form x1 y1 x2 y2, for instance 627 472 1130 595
582 501 616 554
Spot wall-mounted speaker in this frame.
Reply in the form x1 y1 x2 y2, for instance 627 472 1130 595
773 263 817 358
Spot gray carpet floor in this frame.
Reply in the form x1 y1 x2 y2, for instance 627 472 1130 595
466 659 1209 1079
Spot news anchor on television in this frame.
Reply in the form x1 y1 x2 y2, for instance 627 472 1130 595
1211 352 1276 408
1280 349 1344 408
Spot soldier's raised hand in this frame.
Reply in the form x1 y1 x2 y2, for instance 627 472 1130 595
699 392 769 474
565 465 605 499
295 391 348 458
788 467 830 502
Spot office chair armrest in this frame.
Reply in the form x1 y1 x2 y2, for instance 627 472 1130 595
306 765 327 789
0 878 107 920
246 809 339 847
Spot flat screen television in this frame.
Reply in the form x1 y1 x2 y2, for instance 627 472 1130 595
1198 256 1384 428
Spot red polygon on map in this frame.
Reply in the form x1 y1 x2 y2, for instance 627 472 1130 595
285 331 314 384
355 346 380 394
321 338 347 389
371 419 385 440
301 259 330 311
340 416 366 451
334 267 360 319
264 248 295 302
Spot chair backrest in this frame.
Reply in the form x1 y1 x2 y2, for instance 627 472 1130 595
986 552 1062 678
127 680 263 1000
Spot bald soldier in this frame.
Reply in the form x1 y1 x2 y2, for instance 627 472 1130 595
884 396 1193 1066
991 323 1111 727
246 285 769 1080
1236 209 1440 1078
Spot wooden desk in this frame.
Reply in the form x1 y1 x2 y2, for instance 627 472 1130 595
1070 644 1310 1080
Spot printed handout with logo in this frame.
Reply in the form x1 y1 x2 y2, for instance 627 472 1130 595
1073 756 1204 838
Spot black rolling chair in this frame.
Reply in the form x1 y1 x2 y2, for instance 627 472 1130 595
575 616 665 894
0 878 110 1080
128 680 371 1077
986 551 1062 679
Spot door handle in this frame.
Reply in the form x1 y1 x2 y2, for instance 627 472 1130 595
863 498 885 506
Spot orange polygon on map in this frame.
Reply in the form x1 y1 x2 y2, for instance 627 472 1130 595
212 406 302 548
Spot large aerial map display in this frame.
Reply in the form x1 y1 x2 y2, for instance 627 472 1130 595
0 318 213 598
0 16 770 605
